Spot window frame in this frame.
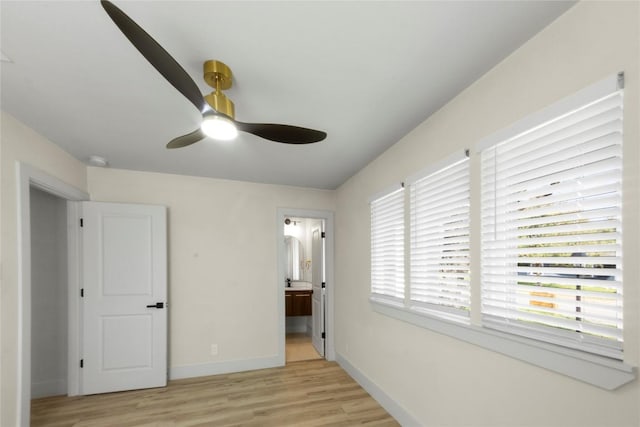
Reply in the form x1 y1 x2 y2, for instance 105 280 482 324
408 150 471 323
370 184 405 305
368 73 635 390
479 89 624 359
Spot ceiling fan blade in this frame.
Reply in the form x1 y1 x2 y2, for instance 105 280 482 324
234 122 327 144
100 1 206 112
166 128 206 149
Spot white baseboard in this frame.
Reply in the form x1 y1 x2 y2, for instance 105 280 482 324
31 379 67 399
169 355 282 380
336 353 420 427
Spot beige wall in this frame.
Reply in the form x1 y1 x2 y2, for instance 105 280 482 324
334 2 639 426
0 111 88 426
87 167 335 369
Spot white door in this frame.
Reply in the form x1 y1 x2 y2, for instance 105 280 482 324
311 221 325 357
81 202 167 395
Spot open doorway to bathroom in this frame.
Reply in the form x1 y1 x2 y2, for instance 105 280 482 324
284 216 325 363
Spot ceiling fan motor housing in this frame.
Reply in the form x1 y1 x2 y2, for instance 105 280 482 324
204 91 235 119
203 60 235 119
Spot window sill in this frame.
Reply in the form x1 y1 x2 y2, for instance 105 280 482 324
370 298 636 390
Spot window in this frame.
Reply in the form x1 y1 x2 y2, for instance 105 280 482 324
409 151 470 322
480 80 624 359
370 185 405 303
368 74 633 388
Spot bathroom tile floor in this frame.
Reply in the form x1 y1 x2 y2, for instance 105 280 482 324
286 333 322 362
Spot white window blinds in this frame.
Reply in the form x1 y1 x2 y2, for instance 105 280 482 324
480 78 623 359
409 152 470 322
370 186 405 301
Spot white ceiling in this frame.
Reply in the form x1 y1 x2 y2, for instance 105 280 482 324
1 1 574 189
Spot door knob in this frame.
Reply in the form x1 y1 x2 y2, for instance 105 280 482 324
146 302 164 309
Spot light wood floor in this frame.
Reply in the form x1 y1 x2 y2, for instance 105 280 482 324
31 359 399 427
286 333 322 363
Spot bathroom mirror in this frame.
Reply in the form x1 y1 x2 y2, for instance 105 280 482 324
285 236 305 281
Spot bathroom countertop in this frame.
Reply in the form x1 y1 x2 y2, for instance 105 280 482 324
285 281 312 291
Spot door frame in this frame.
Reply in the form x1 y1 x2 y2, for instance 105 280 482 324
276 208 335 364
16 162 89 426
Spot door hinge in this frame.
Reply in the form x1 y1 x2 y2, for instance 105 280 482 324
80 218 84 227
80 288 84 298
321 231 325 238
321 282 326 288
80 359 84 368
321 332 326 339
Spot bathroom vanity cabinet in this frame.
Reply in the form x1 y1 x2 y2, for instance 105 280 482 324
285 289 312 316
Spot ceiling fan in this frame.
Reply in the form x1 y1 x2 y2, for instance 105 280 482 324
100 1 327 149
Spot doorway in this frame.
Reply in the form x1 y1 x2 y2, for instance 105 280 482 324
277 208 334 366
284 217 323 362
30 187 69 399
17 163 89 426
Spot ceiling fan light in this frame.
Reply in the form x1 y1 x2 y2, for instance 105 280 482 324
201 115 238 141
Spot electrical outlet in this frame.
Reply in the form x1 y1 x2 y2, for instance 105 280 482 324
210 344 218 356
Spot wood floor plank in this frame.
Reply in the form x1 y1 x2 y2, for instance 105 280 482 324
31 360 399 427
